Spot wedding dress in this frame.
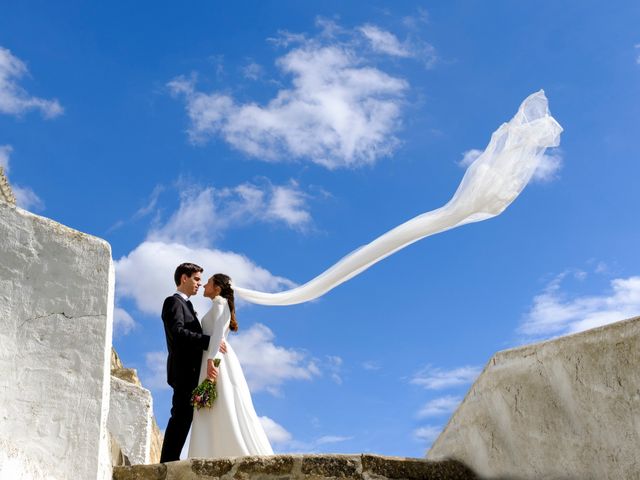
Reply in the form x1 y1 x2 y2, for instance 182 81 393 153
188 296 273 458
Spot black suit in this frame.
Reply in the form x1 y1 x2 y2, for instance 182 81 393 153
159 293 211 463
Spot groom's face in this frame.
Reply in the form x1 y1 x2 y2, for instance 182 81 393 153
182 272 202 296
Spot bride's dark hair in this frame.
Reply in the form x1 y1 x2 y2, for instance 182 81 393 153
213 273 238 332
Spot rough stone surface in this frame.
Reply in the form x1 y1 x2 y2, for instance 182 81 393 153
113 464 166 480
110 432 132 467
361 455 476 480
301 454 360 478
112 347 125 369
428 315 640 480
111 348 142 386
0 202 114 480
109 347 163 464
149 417 163 465
109 376 153 465
235 455 295 475
0 166 15 205
113 367 144 386
113 454 478 479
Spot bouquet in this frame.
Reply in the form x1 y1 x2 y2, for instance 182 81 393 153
191 358 221 410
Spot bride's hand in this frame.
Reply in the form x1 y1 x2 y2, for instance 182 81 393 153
219 340 227 354
207 359 219 381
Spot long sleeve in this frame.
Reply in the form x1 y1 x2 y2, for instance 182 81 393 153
162 296 211 351
207 300 227 361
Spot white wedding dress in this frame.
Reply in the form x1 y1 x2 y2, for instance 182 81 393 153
188 296 273 458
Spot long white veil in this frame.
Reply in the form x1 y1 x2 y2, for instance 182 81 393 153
233 90 563 306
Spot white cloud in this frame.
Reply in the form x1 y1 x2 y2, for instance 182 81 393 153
458 147 563 183
325 355 343 384
0 47 63 118
233 323 320 395
413 425 442 443
142 351 170 391
242 61 264 81
362 360 381 371
359 24 436 68
411 365 482 390
113 307 137 336
267 183 312 228
115 240 294 317
458 149 482 168
359 25 411 57
267 30 307 48
169 33 408 169
133 185 164 220
260 416 293 445
315 435 352 445
403 8 430 29
417 395 461 418
148 187 219 246
519 274 640 338
532 150 563 183
12 185 44 211
258 414 352 452
147 181 312 245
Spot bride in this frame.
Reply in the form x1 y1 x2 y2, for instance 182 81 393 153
188 273 274 458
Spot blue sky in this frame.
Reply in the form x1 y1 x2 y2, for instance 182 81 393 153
2 1 640 458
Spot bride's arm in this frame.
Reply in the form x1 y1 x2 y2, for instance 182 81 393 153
207 301 226 362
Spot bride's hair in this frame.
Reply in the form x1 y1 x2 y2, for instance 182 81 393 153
213 273 238 332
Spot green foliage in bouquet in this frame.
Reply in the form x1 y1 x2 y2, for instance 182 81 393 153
191 358 221 410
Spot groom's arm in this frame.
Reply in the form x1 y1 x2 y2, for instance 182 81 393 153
162 297 210 351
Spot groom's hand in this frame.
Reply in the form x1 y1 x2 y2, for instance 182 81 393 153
219 340 227 354
207 359 218 381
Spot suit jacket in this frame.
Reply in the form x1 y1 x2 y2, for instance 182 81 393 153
161 294 211 389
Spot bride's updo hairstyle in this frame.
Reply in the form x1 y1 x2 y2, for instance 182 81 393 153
213 273 238 332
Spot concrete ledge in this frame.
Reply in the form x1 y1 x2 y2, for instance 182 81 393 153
428 315 640 480
113 454 478 479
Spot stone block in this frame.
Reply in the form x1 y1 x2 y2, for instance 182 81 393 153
113 464 167 480
301 455 360 478
235 455 295 475
109 376 153 465
361 455 476 479
428 315 640 480
0 202 114 480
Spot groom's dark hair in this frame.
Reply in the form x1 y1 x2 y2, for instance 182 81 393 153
174 263 203 286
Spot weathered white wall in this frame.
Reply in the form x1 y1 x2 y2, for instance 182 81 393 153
0 202 114 480
428 315 640 480
108 376 153 465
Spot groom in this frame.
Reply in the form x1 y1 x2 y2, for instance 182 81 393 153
159 262 219 463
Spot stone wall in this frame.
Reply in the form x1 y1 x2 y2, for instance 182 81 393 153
113 454 478 480
428 315 640 480
0 202 114 480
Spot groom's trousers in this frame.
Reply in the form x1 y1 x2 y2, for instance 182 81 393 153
160 386 194 462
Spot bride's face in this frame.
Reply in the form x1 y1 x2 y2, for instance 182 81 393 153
203 277 222 298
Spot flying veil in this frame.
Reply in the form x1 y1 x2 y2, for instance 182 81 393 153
233 90 563 306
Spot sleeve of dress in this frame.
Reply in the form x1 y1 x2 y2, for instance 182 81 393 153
207 301 226 361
